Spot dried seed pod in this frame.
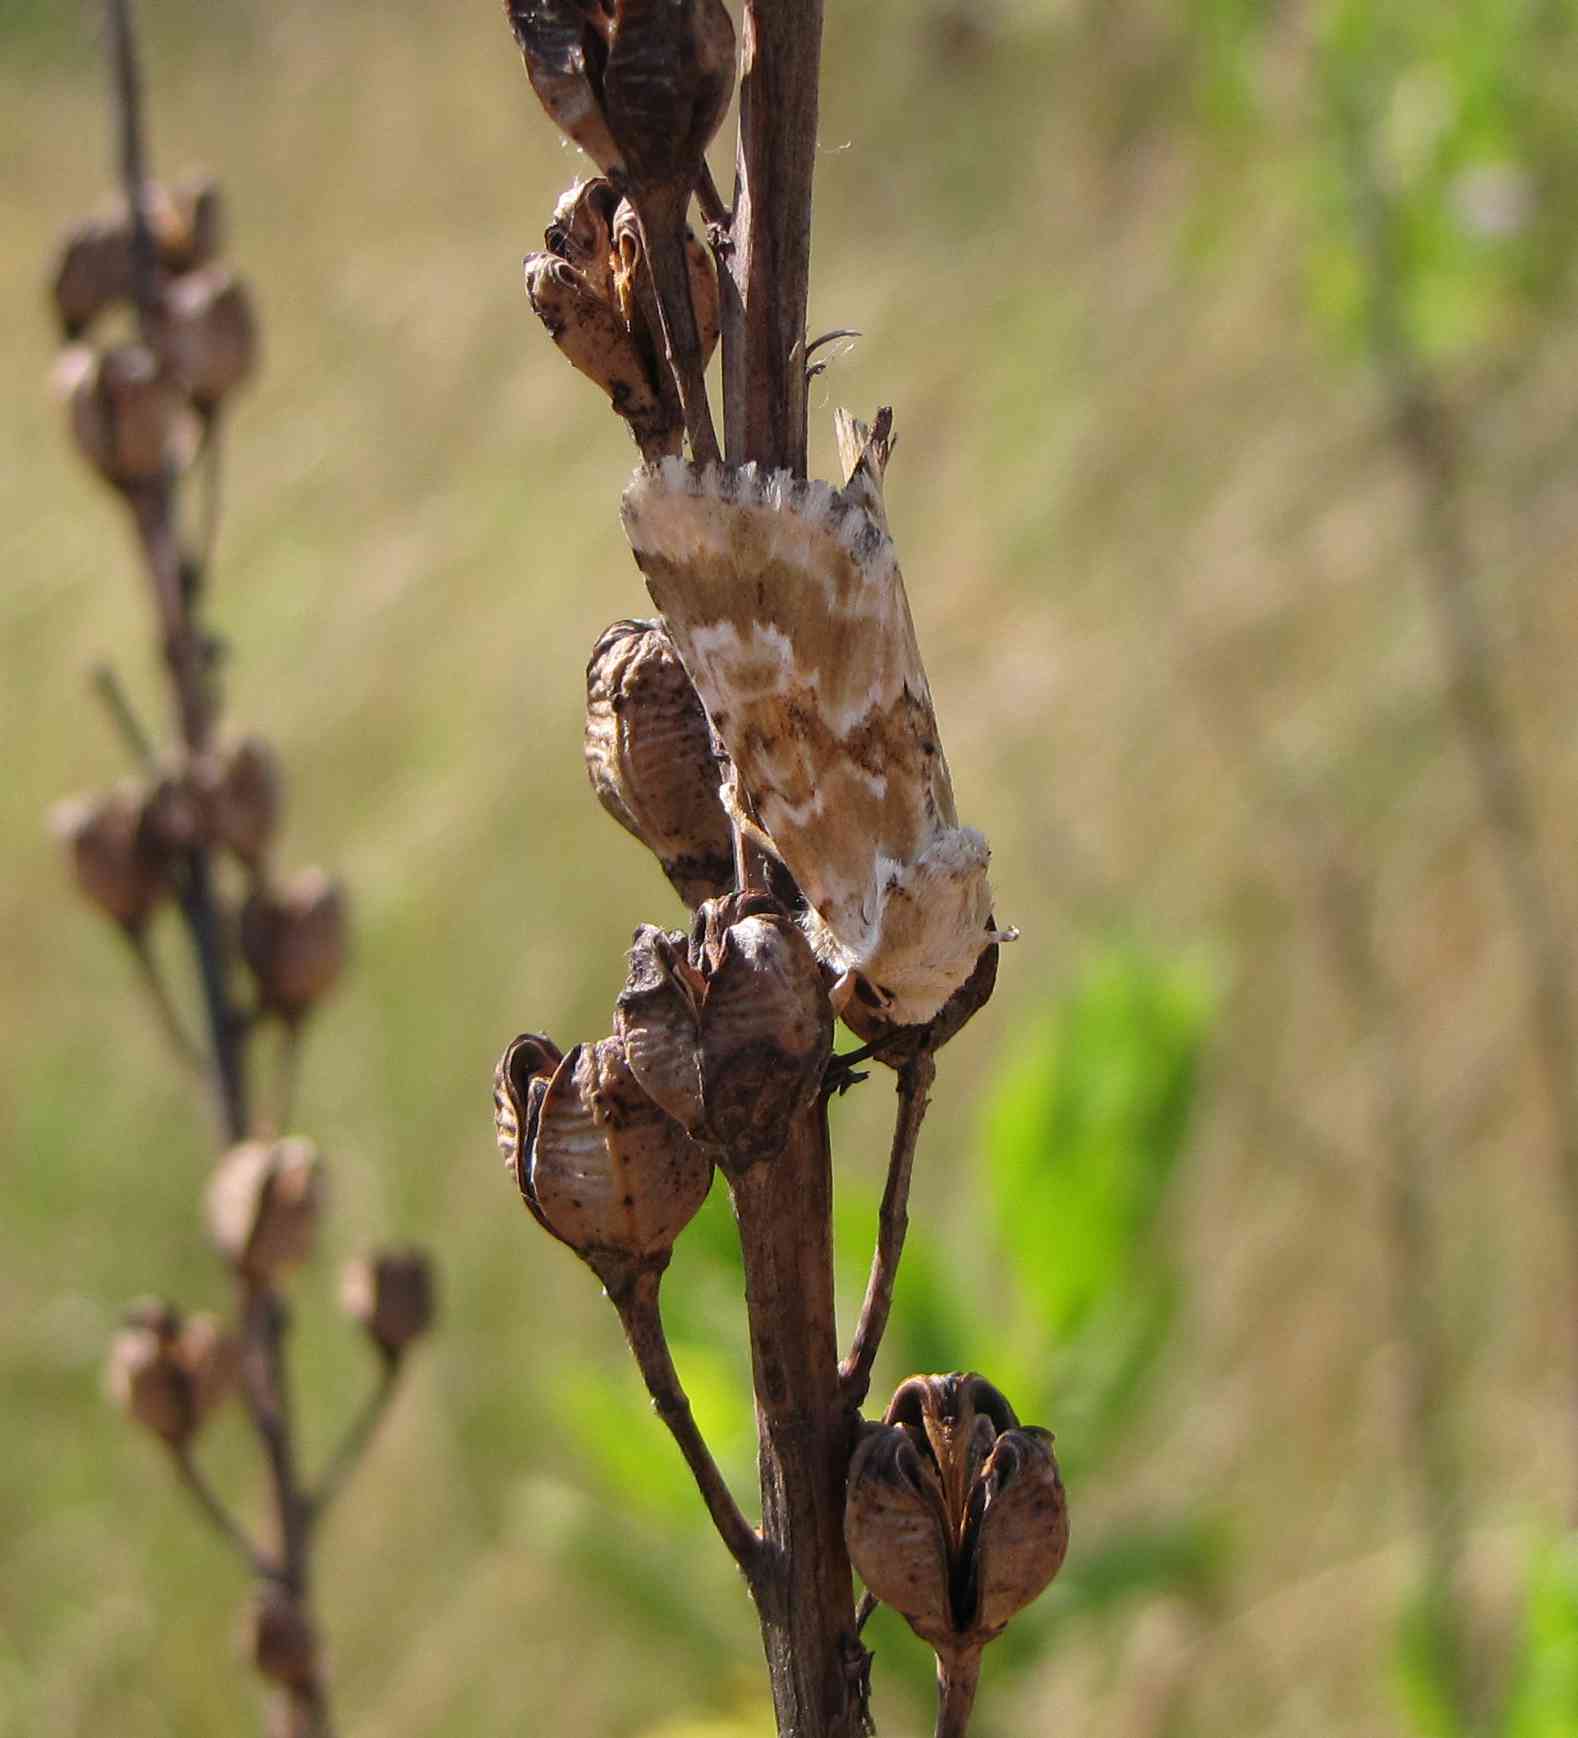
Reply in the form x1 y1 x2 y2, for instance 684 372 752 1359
615 896 832 1168
193 735 283 869
106 1300 237 1445
240 868 347 1022
615 923 705 1128
964 1425 1070 1639
249 1586 319 1690
48 183 206 337
692 903 830 1162
525 1035 713 1273
506 0 626 179
206 1137 324 1281
845 1422 954 1651
545 176 620 305
56 342 192 491
845 1372 1068 1660
610 200 718 370
50 784 167 931
154 266 259 409
600 0 735 199
584 618 734 906
140 766 208 856
341 1248 436 1358
494 1032 566 1214
524 252 679 456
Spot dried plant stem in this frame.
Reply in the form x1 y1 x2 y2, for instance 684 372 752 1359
934 1649 982 1738
1340 109 1578 1526
91 661 159 768
610 1267 764 1580
239 1279 331 1734
720 0 826 477
841 1049 937 1410
635 191 722 465
170 1444 275 1578
729 1106 864 1738
105 0 157 329
307 1355 402 1534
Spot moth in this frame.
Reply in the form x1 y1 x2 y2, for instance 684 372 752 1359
620 410 1006 1028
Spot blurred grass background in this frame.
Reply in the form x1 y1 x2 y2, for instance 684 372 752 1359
6 0 1578 1733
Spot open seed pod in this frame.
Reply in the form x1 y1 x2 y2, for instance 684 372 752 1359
494 1031 566 1211
206 1138 324 1282
615 894 832 1168
154 266 260 410
240 868 347 1023
50 784 168 932
585 618 734 906
107 1300 239 1447
56 342 193 491
49 178 222 338
193 734 283 869
845 1372 1068 1657
506 1031 713 1286
341 1247 436 1359
506 0 735 202
524 251 679 456
545 176 620 304
611 200 718 372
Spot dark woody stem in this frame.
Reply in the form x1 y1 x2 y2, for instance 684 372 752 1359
728 1105 866 1738
934 1648 983 1738
609 1264 764 1581
840 1048 937 1410
632 187 722 465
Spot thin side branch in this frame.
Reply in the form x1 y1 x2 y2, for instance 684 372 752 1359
306 1354 403 1533
169 1443 277 1578
90 662 159 769
612 1267 764 1583
126 932 206 1070
840 1048 937 1410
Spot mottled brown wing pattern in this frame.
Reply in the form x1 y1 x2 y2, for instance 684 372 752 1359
621 457 995 1025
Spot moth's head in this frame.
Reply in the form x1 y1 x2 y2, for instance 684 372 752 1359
859 826 996 1028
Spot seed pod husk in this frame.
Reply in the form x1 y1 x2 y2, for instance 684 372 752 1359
240 868 347 1022
194 735 283 869
49 181 218 338
610 200 718 374
341 1248 436 1358
51 784 167 931
494 1032 567 1225
964 1425 1069 1639
524 252 679 456
527 1034 713 1273
207 1137 324 1280
845 1422 954 1650
584 618 734 906
545 176 620 305
846 1372 1069 1657
506 0 626 179
616 897 832 1168
249 1586 319 1689
154 266 260 409
56 342 192 491
107 1300 238 1446
600 0 735 198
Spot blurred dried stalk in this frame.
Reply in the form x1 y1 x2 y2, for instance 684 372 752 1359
494 5 1063 1735
51 5 433 1733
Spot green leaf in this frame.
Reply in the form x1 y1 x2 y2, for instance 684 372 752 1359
1502 1534 1578 1738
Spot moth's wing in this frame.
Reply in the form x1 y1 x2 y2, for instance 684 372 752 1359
621 460 958 959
